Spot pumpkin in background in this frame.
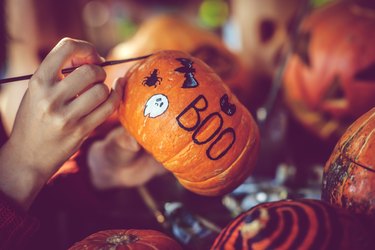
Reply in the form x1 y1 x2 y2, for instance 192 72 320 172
283 1 375 141
230 0 303 76
228 0 305 111
105 14 256 110
322 107 375 217
211 199 373 250
68 229 182 250
118 50 260 196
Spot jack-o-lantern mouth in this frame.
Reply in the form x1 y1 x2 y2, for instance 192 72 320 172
320 76 349 115
285 94 351 140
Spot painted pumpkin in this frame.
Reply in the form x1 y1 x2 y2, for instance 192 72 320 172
118 50 260 196
283 1 375 141
211 199 373 250
68 229 182 250
322 107 375 217
106 14 254 110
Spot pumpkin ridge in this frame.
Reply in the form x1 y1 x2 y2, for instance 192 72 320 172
339 108 375 166
161 104 248 177
173 116 255 181
176 125 259 195
341 151 375 173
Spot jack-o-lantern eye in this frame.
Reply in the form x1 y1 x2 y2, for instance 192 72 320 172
259 19 276 43
293 31 311 67
323 76 345 101
354 62 375 82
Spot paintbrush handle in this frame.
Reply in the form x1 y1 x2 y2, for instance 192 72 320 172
61 54 152 74
0 54 152 85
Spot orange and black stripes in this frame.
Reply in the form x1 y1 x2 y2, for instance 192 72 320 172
211 199 372 250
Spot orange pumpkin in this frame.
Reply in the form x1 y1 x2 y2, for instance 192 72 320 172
68 229 182 250
211 199 373 250
283 1 375 141
322 107 375 217
106 14 254 110
118 50 260 196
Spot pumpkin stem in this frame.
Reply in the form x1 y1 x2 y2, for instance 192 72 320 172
106 233 139 245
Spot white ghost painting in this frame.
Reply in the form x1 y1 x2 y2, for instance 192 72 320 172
144 94 169 118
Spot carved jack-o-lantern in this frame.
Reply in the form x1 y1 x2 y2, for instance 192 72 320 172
118 50 260 196
68 229 183 250
230 0 303 75
283 1 375 140
322 107 375 217
106 14 253 110
211 199 373 250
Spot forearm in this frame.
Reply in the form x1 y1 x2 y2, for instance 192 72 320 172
0 139 50 210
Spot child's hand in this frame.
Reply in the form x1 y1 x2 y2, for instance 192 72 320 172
0 38 123 209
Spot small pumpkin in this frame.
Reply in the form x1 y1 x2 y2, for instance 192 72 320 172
118 50 260 196
283 1 375 141
106 14 254 110
211 199 373 250
322 107 375 217
68 229 182 250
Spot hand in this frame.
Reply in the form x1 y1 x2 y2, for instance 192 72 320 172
87 76 166 189
87 126 168 190
0 38 122 209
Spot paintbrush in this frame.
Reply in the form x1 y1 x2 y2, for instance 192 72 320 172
0 54 152 85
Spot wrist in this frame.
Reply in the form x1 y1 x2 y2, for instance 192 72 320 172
0 139 48 210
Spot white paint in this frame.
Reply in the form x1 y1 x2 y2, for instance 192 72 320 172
144 94 169 118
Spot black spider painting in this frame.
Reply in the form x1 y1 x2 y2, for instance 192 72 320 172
143 69 162 87
174 58 199 88
220 94 236 116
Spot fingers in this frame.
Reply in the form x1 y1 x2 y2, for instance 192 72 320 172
65 76 125 123
113 77 126 100
67 83 110 118
32 38 104 84
56 64 107 100
78 86 122 133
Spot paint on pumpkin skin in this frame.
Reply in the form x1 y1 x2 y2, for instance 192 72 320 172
174 58 199 88
142 69 163 87
220 94 236 116
176 95 237 161
226 201 337 249
144 94 169 118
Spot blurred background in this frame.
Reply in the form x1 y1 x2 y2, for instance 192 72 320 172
2 0 375 249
